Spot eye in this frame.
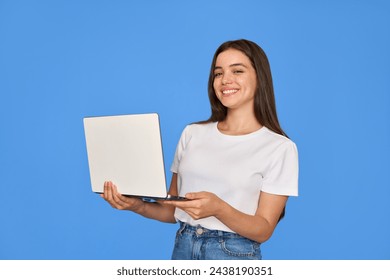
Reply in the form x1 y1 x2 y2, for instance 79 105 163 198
233 69 244 74
214 72 223 78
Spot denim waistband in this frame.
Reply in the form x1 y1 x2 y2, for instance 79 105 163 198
178 221 243 238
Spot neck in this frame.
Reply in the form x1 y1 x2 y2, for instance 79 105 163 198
218 109 262 135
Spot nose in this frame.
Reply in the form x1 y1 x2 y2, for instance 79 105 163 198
222 73 232 85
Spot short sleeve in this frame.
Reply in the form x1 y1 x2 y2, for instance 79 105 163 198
170 125 192 173
261 141 299 196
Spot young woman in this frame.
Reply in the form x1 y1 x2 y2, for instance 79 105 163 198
101 39 298 260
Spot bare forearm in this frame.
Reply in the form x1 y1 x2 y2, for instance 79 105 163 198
163 191 281 242
135 201 176 223
216 202 273 243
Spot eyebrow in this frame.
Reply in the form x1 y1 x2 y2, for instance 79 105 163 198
214 63 249 70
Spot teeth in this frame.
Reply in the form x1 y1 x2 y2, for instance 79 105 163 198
222 89 238 95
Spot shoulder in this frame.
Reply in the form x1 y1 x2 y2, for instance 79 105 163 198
182 122 216 136
176 122 216 146
262 127 298 154
263 127 295 144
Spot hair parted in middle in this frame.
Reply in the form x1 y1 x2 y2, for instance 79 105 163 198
204 39 287 138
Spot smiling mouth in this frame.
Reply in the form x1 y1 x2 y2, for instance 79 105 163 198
222 89 239 96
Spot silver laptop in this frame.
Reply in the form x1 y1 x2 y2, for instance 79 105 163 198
83 113 185 201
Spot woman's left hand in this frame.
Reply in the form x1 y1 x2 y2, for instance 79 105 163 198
162 192 224 220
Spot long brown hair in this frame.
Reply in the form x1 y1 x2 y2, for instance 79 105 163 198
203 39 288 221
203 39 287 138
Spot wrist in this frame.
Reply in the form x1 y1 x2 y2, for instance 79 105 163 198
214 198 229 219
131 199 146 214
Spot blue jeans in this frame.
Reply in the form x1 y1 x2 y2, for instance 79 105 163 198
171 222 262 260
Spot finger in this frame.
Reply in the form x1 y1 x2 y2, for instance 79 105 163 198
185 193 196 199
102 181 107 199
185 191 208 199
182 208 202 220
103 181 114 200
102 181 122 208
110 184 126 202
162 200 194 208
101 181 108 200
103 181 111 199
112 191 128 208
111 185 140 210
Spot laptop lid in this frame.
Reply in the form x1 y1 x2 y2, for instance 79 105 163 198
83 113 168 199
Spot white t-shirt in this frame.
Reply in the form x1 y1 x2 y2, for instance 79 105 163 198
170 122 299 233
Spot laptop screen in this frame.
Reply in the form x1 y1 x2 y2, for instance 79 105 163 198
83 113 168 198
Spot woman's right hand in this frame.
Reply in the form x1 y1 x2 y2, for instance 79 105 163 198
100 181 145 213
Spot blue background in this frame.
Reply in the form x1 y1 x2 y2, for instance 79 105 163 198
1 0 389 260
